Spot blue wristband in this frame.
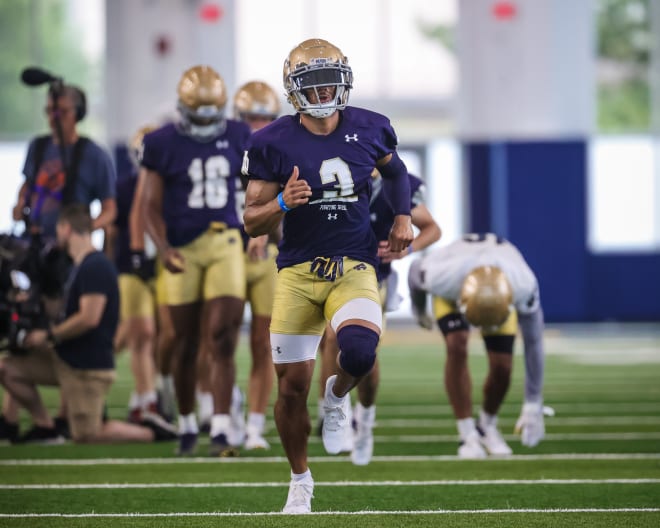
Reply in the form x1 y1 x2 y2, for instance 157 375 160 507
277 192 291 212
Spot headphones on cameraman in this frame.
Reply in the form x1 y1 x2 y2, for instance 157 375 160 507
69 85 87 122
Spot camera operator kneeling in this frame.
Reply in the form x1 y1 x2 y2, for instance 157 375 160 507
0 205 176 444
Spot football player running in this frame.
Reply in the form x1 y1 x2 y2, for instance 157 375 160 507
407 233 547 458
242 39 414 514
141 66 250 457
317 170 441 465
233 81 281 450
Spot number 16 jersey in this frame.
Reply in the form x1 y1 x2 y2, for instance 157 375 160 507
141 121 251 247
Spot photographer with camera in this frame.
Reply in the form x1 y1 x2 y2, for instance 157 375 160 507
1 71 117 441
0 205 176 443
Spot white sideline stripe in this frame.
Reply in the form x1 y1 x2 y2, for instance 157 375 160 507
3 478 660 490
375 403 660 415
376 416 660 427
1 452 659 466
362 432 660 442
1 508 658 518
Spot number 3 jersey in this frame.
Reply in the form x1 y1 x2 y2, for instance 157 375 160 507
243 107 399 270
141 121 251 247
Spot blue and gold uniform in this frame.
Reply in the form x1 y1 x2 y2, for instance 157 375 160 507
244 107 398 337
114 171 156 320
142 121 250 305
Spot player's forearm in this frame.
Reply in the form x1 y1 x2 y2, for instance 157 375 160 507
243 200 285 237
143 207 170 255
519 308 545 403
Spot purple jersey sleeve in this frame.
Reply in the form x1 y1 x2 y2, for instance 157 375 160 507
142 121 250 247
243 108 399 269
370 173 424 281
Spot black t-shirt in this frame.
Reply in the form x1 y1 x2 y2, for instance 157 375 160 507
57 251 119 370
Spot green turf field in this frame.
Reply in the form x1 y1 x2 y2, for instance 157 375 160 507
1 322 658 527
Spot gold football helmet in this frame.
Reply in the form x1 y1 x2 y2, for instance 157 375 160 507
127 125 156 168
458 266 513 328
176 65 227 141
283 38 353 118
233 81 280 126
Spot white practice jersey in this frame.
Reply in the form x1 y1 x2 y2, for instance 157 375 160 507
416 233 540 314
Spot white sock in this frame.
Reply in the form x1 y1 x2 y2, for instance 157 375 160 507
479 410 498 428
178 412 199 435
196 391 214 422
457 417 477 440
355 402 376 426
128 391 139 410
210 414 231 437
247 412 265 433
291 469 312 482
139 391 157 409
324 377 344 406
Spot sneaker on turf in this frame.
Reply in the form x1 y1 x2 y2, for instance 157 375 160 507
321 375 351 455
228 385 246 447
18 425 65 445
478 423 513 456
176 432 198 456
209 433 240 457
458 430 487 459
283 476 314 514
244 425 270 450
351 404 375 466
141 411 178 442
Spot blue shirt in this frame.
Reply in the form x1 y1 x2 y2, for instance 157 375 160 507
22 137 116 239
57 251 119 370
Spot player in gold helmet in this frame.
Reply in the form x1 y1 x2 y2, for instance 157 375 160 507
408 233 548 458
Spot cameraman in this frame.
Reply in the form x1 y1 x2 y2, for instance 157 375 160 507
2 82 117 439
12 84 116 239
0 205 176 443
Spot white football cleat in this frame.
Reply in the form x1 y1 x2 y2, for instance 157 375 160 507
283 475 314 514
351 404 375 466
479 423 513 456
321 375 351 455
244 425 270 450
458 430 487 459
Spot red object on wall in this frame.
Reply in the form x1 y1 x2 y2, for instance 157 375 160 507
199 3 223 23
155 35 171 57
492 1 517 21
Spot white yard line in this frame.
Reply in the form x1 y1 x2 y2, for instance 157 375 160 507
2 478 660 490
1 452 659 466
0 508 658 518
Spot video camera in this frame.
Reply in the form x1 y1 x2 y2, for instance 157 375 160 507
0 233 67 354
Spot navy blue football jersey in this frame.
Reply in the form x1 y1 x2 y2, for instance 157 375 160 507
141 121 251 247
243 107 399 269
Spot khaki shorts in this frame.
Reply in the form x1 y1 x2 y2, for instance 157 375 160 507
160 228 246 306
5 348 115 441
119 274 156 320
270 257 381 336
